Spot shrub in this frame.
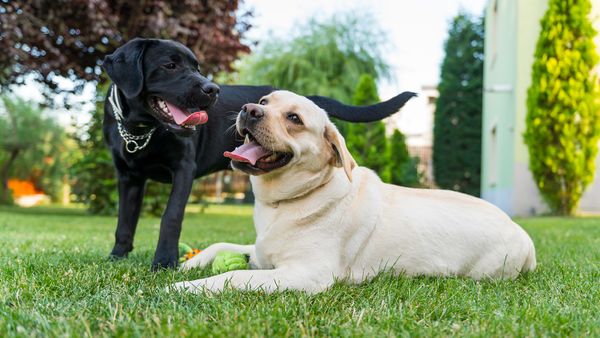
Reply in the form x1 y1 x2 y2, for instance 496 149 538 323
525 0 600 215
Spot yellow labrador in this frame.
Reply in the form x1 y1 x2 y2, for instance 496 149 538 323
173 90 536 294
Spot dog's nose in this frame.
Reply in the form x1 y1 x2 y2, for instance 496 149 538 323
201 83 220 96
241 103 264 120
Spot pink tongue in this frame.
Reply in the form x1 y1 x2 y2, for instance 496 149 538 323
166 102 208 126
223 141 271 165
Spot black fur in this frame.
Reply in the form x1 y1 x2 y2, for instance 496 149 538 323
102 38 415 269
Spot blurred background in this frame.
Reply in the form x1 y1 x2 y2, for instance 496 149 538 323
1 0 599 217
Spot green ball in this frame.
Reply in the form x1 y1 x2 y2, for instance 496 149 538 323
211 251 249 275
178 242 193 256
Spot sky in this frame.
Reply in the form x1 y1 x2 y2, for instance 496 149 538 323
12 0 487 136
243 0 486 97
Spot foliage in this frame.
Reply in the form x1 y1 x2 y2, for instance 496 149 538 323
235 13 389 104
0 96 72 204
433 13 484 196
144 181 171 217
525 0 600 215
388 130 421 187
1 205 600 336
69 82 118 215
0 0 251 97
343 75 420 185
344 74 390 181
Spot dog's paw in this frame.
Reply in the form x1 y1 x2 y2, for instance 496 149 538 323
109 244 132 259
152 255 179 271
180 250 215 271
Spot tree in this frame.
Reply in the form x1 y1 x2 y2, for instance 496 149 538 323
433 13 484 196
345 74 391 180
388 130 421 187
525 0 600 215
0 96 70 204
235 13 389 104
0 0 251 96
232 13 415 180
2 1 255 214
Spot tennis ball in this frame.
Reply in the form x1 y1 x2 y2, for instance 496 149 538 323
211 251 249 275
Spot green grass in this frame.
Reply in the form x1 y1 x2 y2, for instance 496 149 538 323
1 204 599 337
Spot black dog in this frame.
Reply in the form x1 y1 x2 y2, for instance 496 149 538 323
102 38 415 269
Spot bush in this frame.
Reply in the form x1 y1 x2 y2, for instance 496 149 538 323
524 0 600 215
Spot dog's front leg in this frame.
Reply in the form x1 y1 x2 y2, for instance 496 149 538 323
110 174 146 259
152 165 195 270
180 243 256 271
172 267 334 294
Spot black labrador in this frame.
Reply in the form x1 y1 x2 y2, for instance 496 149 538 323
102 38 415 269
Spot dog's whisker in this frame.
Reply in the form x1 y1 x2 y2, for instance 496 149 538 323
225 111 240 121
224 123 238 136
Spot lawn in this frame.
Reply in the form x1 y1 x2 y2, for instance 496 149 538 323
0 204 598 337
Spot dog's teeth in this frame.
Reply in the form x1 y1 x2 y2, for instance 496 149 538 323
262 153 277 162
244 135 250 144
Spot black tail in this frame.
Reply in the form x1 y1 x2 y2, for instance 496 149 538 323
306 91 417 122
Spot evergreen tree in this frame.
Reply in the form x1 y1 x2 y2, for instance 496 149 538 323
525 0 600 215
345 74 390 180
388 130 421 187
433 13 484 196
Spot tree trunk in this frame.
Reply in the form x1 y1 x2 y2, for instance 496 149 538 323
0 148 20 204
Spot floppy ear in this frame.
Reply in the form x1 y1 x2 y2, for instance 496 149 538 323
102 38 150 98
324 123 356 182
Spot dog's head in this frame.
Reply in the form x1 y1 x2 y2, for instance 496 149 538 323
225 90 356 198
102 38 219 135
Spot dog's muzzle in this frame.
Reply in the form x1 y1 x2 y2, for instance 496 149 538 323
239 103 264 130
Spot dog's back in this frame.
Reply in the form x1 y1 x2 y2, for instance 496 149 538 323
345 167 536 281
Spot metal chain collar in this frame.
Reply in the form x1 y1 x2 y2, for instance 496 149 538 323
108 85 157 153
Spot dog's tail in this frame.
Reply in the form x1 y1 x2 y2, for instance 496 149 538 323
307 91 417 122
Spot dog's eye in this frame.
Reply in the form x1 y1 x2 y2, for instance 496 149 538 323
287 112 303 125
259 99 268 105
163 63 177 70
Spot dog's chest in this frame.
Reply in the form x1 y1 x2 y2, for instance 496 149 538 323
252 206 316 269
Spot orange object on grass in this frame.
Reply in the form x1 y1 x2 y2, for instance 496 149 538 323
182 249 202 261
7 179 42 198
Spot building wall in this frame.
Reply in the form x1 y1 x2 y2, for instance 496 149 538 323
482 0 520 214
510 0 549 215
483 0 600 216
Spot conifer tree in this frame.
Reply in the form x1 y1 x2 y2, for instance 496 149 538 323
345 74 391 181
525 0 600 215
433 13 484 196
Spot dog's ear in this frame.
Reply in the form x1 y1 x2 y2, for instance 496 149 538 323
102 38 150 98
324 123 356 182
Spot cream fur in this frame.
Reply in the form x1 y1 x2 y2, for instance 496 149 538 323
173 91 536 294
